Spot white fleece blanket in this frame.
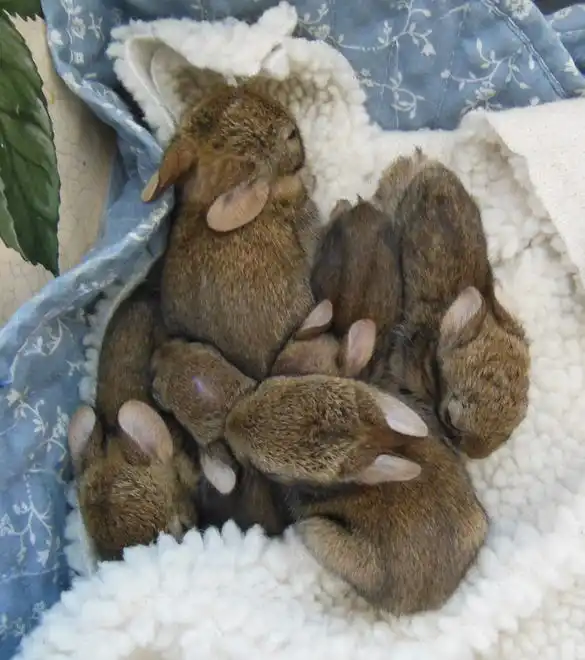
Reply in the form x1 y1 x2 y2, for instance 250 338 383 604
18 4 585 659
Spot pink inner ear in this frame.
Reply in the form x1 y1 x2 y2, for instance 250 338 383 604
206 179 270 233
371 389 428 437
343 319 376 375
200 453 237 494
295 300 333 340
118 400 174 463
358 454 421 484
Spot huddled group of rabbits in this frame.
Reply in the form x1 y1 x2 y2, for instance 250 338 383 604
67 76 530 615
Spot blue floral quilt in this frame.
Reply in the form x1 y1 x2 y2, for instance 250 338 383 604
2 0 585 657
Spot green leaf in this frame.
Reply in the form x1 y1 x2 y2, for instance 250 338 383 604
0 14 60 275
0 0 43 20
0 177 23 255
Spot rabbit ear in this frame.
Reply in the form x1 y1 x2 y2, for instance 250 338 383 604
142 137 197 203
200 452 237 495
117 400 174 463
68 405 99 472
206 178 270 232
440 287 486 348
173 66 225 108
339 319 376 377
355 454 421 485
329 198 352 222
371 389 428 437
294 300 333 340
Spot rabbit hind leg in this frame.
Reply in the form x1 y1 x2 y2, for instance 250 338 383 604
296 516 386 604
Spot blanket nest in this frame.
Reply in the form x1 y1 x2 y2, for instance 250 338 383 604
18 5 585 659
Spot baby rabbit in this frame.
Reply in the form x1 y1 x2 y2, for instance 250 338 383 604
150 339 254 495
371 152 529 459
149 303 377 533
156 304 487 613
310 199 401 372
142 81 320 381
150 338 290 535
271 299 377 379
223 375 488 615
68 400 199 561
69 284 200 560
307 150 433 363
94 281 195 462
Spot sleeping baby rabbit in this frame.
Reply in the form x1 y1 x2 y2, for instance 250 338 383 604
149 303 376 533
68 400 199 561
142 80 320 381
308 150 431 363
310 200 401 373
223 374 488 615
378 151 530 459
68 286 200 560
152 304 487 613
150 338 290 535
271 299 377 379
319 151 530 459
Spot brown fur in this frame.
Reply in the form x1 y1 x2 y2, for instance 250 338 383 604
146 82 320 380
271 301 377 379
310 199 402 372
150 338 290 535
70 286 200 560
272 333 342 377
224 375 488 614
149 302 381 532
69 404 199 561
95 285 167 428
371 147 429 216
151 339 256 445
372 152 530 459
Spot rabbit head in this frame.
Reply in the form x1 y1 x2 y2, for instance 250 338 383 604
151 339 256 495
151 339 255 444
224 375 428 487
141 82 304 232
271 299 377 378
68 401 199 561
435 286 530 459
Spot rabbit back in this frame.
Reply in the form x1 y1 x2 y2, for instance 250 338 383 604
161 199 318 381
292 429 487 614
96 285 167 428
